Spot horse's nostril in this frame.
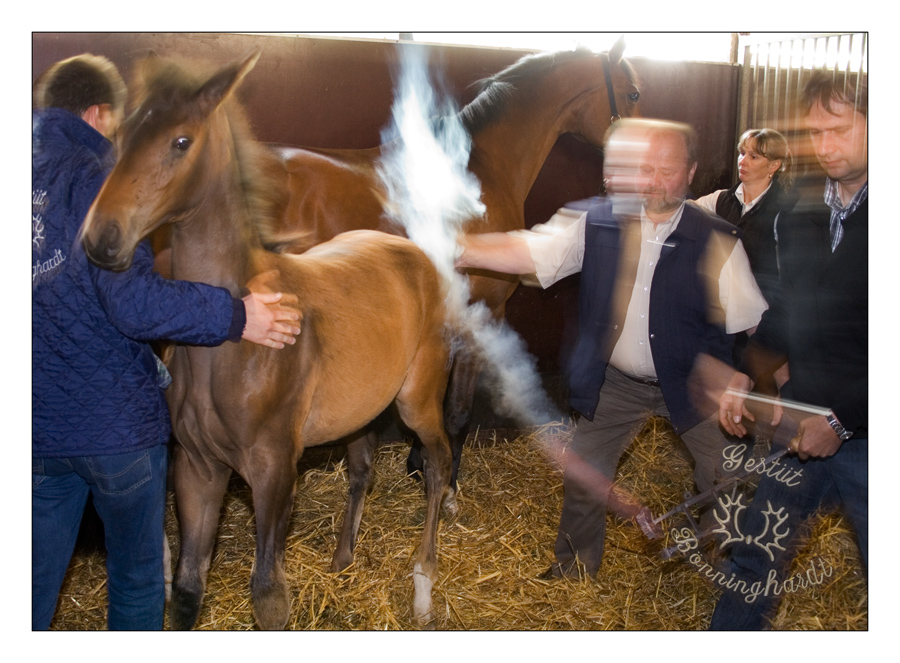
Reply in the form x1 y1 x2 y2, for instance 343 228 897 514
85 220 127 269
99 221 123 258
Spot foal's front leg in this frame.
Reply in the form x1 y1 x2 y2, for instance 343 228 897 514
248 459 298 630
169 444 231 630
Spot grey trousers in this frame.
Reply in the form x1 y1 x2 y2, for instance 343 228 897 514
553 365 731 577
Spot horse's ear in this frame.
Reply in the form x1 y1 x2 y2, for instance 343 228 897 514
194 50 261 117
609 36 626 64
133 50 165 106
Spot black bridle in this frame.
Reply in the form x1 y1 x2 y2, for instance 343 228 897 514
601 53 620 123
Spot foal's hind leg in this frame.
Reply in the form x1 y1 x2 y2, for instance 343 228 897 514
332 429 376 573
170 444 232 630
442 347 484 498
395 343 452 628
407 344 482 505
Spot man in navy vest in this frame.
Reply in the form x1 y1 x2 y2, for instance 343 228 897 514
710 71 867 630
457 119 767 578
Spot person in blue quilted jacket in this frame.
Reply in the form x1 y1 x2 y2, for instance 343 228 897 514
32 54 301 630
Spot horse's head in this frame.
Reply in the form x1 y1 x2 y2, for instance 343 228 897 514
462 39 641 151
574 37 641 146
81 51 260 271
607 37 642 120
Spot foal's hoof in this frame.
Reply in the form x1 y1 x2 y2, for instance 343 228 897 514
330 550 354 575
252 581 291 630
413 564 436 629
417 614 438 630
169 587 202 630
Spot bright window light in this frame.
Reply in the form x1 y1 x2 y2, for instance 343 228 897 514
294 32 737 63
741 33 867 73
290 32 867 70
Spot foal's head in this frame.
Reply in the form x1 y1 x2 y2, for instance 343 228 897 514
82 51 260 271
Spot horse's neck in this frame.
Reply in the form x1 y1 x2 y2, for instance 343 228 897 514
470 84 580 212
169 177 256 295
468 120 557 225
171 113 259 293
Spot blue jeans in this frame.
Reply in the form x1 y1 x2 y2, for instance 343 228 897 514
709 434 867 630
32 445 168 630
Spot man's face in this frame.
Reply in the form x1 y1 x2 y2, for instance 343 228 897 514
639 132 697 217
604 129 652 215
806 99 867 189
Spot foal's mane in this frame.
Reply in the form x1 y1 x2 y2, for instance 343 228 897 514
223 100 297 250
131 56 293 249
459 47 637 135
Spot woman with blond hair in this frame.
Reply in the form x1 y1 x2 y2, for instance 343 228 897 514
694 128 795 396
694 128 795 305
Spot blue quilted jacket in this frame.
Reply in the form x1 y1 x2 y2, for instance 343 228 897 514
32 108 243 458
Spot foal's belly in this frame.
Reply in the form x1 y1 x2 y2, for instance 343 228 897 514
300 356 411 447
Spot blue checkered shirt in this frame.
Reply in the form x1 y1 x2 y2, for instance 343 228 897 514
824 178 868 251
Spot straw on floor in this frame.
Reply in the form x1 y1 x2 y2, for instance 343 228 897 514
50 419 867 630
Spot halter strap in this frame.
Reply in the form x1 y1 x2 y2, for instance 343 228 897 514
601 53 620 123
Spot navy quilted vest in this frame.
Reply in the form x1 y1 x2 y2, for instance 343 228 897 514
567 198 739 432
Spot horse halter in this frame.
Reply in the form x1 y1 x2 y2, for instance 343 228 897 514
601 53 620 123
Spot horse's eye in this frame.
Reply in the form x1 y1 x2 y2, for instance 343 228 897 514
628 92 640 103
172 136 192 151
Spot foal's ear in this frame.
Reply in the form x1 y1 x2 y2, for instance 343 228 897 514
133 50 165 106
609 36 626 64
194 50 261 117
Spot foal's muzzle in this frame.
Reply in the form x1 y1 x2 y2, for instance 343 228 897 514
83 219 132 271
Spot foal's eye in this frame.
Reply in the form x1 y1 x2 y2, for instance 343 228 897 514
628 92 640 103
172 136 192 151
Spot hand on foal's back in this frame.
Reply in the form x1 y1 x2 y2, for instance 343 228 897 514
241 271 302 349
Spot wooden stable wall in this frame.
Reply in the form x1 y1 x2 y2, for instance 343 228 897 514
32 32 741 420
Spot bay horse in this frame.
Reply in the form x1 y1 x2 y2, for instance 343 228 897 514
261 39 641 494
81 52 452 630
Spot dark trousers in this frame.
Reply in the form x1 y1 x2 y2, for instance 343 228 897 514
709 434 868 630
553 366 732 577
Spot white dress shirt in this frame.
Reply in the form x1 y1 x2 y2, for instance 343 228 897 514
692 182 773 217
517 202 768 378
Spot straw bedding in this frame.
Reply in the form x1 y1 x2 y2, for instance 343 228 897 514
49 420 867 630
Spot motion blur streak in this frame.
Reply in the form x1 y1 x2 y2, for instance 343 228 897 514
376 47 559 426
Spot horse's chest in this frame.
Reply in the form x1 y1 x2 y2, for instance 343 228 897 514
166 354 239 447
